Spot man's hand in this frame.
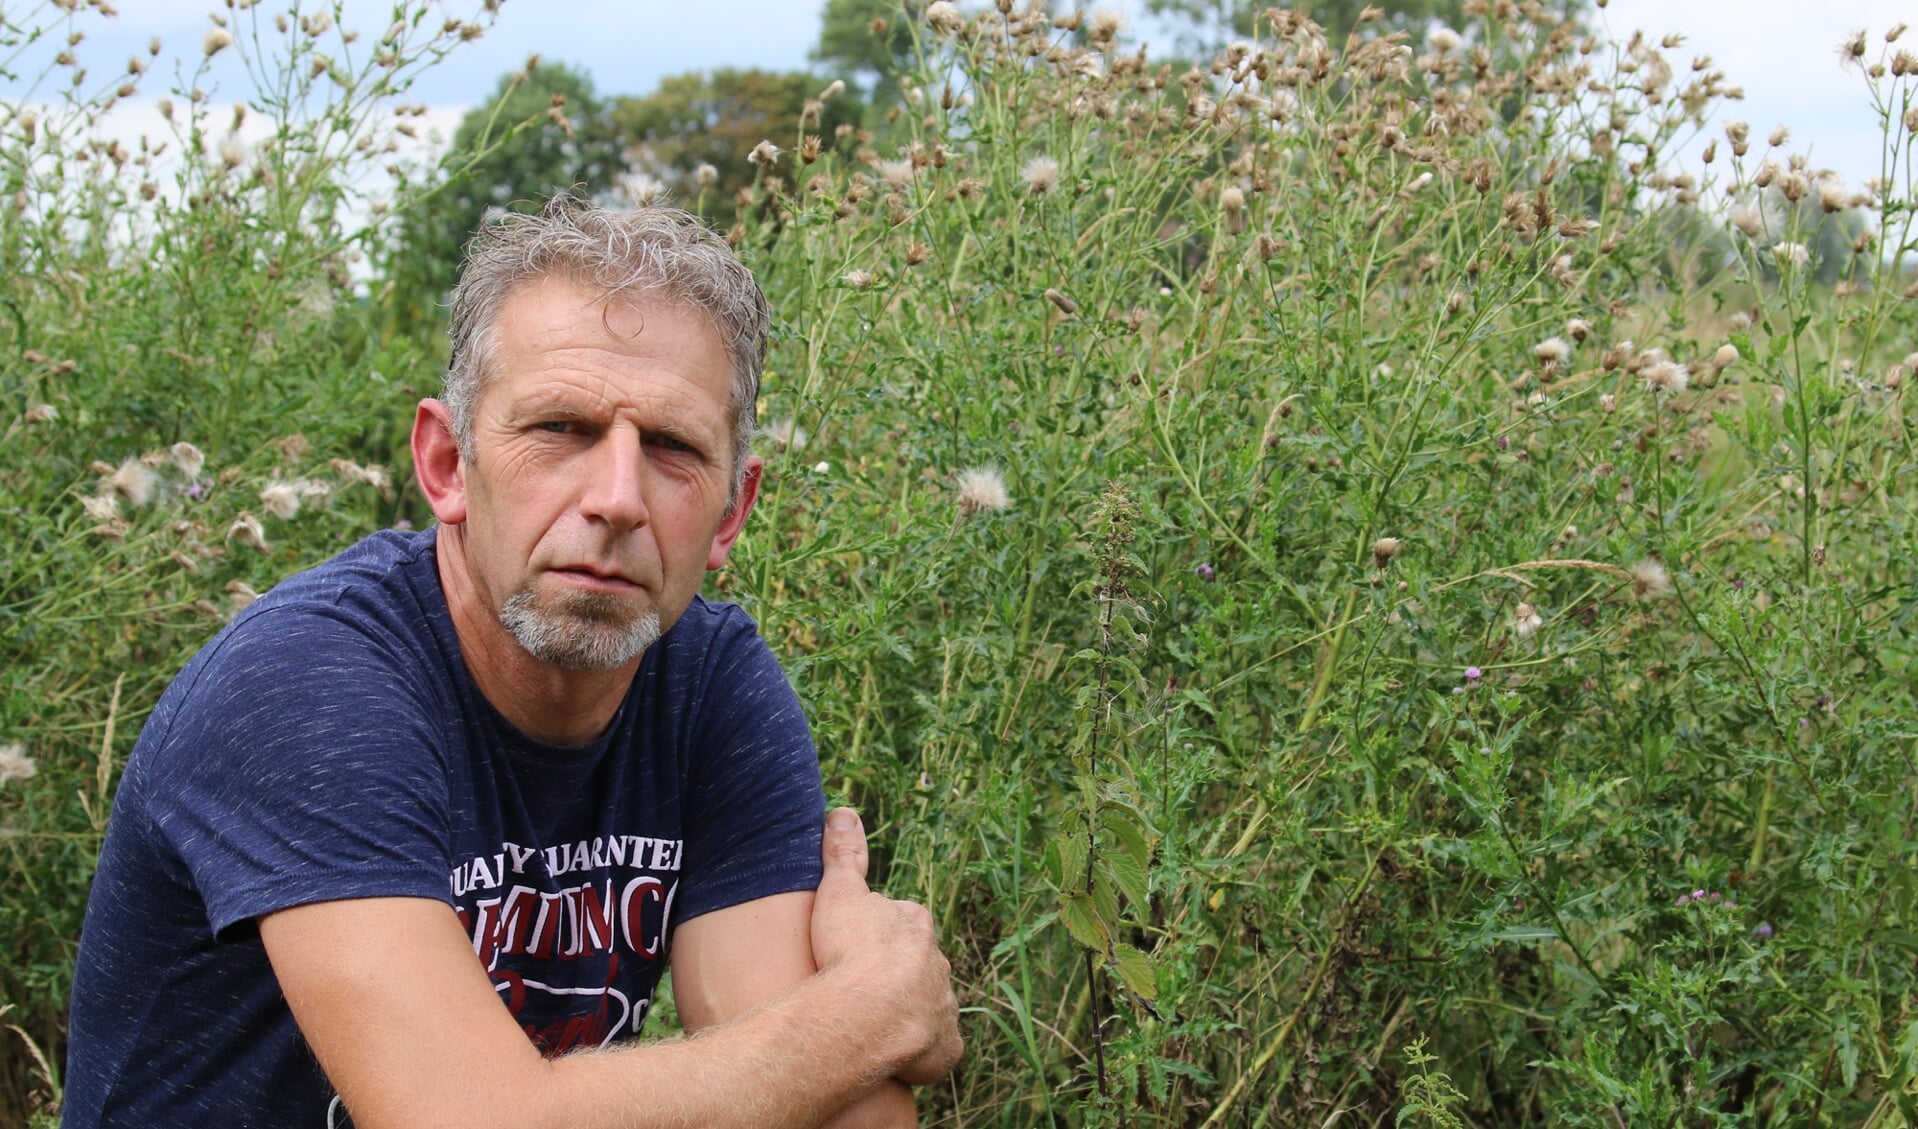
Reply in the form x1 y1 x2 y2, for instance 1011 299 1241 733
810 807 963 1086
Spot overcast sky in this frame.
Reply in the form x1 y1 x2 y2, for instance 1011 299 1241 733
6 0 1910 194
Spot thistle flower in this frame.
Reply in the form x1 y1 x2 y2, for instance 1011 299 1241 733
747 140 781 169
1513 602 1543 639
82 494 119 522
1428 26 1462 54
812 461 831 475
955 467 1010 516
1464 666 1482 682
170 441 205 478
1772 241 1811 268
1220 185 1245 234
1818 180 1848 213
842 268 876 289
24 403 56 423
1768 124 1789 147
1631 558 1673 599
226 579 260 612
1729 200 1763 240
228 512 268 552
926 1 964 35
1533 337 1572 366
1022 155 1060 194
1713 343 1739 368
259 483 300 520
1642 360 1688 396
109 458 157 506
0 743 35 786
1564 318 1592 342
693 163 717 189
1088 8 1126 43
876 158 914 189
1838 28 1868 65
1372 536 1402 567
1724 119 1749 152
762 418 808 450
203 27 233 57
1193 561 1216 581
218 134 246 170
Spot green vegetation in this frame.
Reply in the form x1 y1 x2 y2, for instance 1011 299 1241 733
5 1 1918 1125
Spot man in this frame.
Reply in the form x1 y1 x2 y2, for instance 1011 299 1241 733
64 198 961 1127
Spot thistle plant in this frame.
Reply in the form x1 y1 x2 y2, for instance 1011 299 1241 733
0 3 496 1118
723 1 1918 1123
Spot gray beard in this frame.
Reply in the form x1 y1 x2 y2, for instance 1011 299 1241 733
498 587 662 671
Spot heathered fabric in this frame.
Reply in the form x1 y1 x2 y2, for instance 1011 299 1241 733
63 528 824 1128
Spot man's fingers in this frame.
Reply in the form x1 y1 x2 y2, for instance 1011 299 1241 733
817 807 869 897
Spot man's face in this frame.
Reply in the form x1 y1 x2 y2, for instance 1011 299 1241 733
452 275 746 671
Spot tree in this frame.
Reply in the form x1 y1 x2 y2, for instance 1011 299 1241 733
382 61 626 328
811 0 922 108
1145 0 1476 52
612 69 862 227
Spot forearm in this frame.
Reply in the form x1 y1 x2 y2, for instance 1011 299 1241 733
534 963 919 1129
821 1080 916 1129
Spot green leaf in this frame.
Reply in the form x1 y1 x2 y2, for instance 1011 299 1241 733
1059 892 1109 950
1091 869 1121 926
1110 942 1158 1001
1099 845 1150 912
1055 831 1089 893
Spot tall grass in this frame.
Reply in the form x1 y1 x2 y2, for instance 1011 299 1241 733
4 1 1917 1124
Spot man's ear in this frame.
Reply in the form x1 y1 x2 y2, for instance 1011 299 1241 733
707 456 762 571
412 398 468 526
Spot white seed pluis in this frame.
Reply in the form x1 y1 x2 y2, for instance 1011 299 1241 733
1022 155 1061 194
955 467 1011 516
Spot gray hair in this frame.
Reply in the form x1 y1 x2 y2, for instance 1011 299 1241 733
442 195 768 499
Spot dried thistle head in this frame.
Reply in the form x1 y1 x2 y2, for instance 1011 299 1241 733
1631 558 1673 599
955 466 1011 516
1022 155 1060 194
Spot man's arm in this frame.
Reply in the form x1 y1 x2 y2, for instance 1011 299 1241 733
672 882 915 1123
259 809 959 1129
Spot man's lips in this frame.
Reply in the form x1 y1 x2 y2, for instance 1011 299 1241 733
548 565 643 592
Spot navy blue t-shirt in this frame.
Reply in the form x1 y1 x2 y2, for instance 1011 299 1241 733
63 528 825 1127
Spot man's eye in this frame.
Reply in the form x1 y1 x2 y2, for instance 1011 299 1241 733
648 434 694 454
537 420 576 434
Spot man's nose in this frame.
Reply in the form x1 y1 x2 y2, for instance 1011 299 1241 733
578 429 649 529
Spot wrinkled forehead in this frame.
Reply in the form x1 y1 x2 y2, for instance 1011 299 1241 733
488 273 729 359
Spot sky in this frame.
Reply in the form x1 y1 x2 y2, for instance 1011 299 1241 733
4 0 1910 196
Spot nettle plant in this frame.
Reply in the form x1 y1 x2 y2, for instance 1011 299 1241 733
718 1 1917 1123
0 2 495 1117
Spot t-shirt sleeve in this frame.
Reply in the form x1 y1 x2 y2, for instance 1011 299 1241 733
139 605 457 938
672 608 825 923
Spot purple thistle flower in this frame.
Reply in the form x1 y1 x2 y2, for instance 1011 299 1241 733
1752 922 1774 940
1674 894 1691 907
185 479 206 500
1194 562 1216 582
1465 667 1483 682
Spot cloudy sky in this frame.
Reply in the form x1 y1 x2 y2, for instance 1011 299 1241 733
7 0 1910 194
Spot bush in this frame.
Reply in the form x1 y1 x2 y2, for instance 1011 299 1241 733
718 5 1918 1123
0 5 484 1119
